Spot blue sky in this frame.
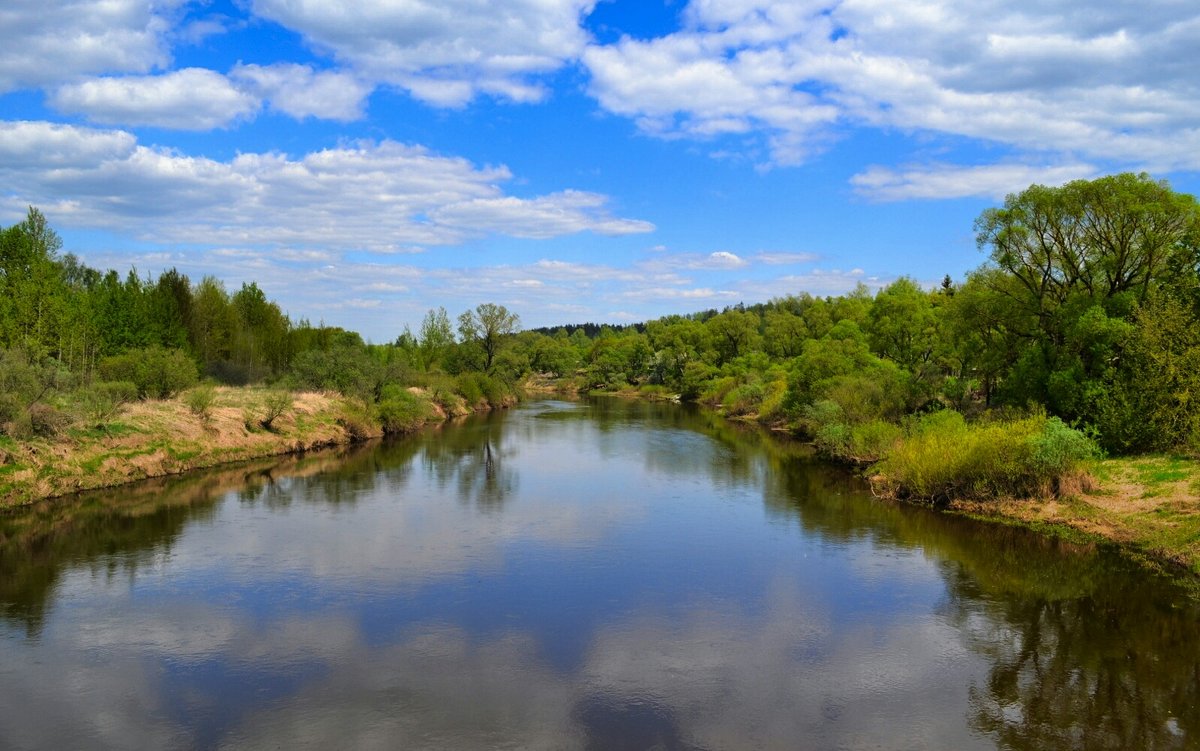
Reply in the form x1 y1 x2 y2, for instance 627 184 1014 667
2 0 1198 341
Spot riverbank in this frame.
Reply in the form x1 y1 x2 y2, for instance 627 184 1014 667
0 385 472 508
946 455 1200 577
578 385 1200 578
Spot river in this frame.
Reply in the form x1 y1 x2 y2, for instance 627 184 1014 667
1 398 1196 749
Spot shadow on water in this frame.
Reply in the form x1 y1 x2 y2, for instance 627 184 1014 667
764 448 1200 749
1 397 1198 749
574 693 701 751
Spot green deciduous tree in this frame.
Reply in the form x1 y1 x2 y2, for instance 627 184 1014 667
457 303 520 371
418 307 455 371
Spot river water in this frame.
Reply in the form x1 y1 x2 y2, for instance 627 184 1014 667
1 399 1196 749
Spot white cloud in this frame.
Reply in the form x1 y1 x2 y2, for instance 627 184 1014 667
0 0 181 93
850 162 1100 201
582 0 1200 171
50 68 259 130
0 121 653 249
250 0 596 106
0 120 136 168
755 251 818 265
231 63 373 122
621 286 740 301
705 250 747 268
428 190 654 238
636 250 749 273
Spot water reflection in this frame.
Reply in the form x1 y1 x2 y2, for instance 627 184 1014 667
0 398 1197 750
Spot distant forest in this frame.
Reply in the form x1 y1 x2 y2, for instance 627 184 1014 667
3 172 1199 456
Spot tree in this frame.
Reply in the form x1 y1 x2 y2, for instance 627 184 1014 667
190 276 236 367
706 310 761 365
762 309 808 359
0 207 68 360
975 173 1199 337
866 277 938 372
418 307 455 371
457 303 520 371
232 282 290 379
973 173 1200 426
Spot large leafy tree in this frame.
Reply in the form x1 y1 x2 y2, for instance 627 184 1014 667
458 303 520 371
0 207 68 360
973 173 1200 439
975 173 1198 336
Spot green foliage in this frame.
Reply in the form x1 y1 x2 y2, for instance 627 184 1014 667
15 403 70 439
256 390 293 430
1092 294 1200 452
458 303 520 371
720 381 763 416
183 384 217 419
77 381 138 424
874 411 1099 501
375 385 432 434
454 373 485 408
98 346 198 399
679 361 718 402
0 349 73 438
336 400 376 441
706 310 761 365
417 307 455 371
289 344 383 401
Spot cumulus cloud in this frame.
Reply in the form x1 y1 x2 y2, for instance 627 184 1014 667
0 121 653 249
428 190 654 238
50 68 259 130
583 0 1200 171
250 0 596 106
0 0 180 93
231 63 373 121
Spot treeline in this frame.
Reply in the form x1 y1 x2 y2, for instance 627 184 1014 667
4 172 1198 498
0 210 522 439
497 174 1200 495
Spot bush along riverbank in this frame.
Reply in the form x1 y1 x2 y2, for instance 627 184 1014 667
0 381 518 508
573 382 1200 578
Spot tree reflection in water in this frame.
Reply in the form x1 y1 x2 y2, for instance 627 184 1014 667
0 398 1197 749
766 455 1200 751
419 411 517 510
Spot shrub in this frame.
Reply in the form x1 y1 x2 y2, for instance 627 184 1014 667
336 401 376 440
455 373 485 408
699 375 738 407
873 411 1099 502
1028 417 1103 475
258 390 293 430
0 392 24 428
756 378 790 424
845 420 903 463
99 346 197 399
479 373 513 407
289 345 383 401
421 374 468 416
184 384 218 419
376 385 432 434
77 380 139 424
9 403 70 439
721 382 763 416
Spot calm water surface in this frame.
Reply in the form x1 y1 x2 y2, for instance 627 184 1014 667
1 399 1197 750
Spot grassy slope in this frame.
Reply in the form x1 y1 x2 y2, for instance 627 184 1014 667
949 455 1200 576
0 386 389 507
